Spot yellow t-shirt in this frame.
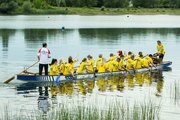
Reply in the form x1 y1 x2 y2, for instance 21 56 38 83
107 60 113 72
63 63 72 75
157 44 165 54
107 57 116 72
98 63 107 73
58 63 65 74
143 56 149 67
134 56 143 69
112 61 119 72
125 55 131 60
49 64 59 75
70 60 77 73
119 59 125 70
77 62 86 74
87 60 94 72
148 57 153 65
96 58 102 70
126 59 135 70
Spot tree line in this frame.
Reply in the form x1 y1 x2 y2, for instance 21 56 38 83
1 0 180 13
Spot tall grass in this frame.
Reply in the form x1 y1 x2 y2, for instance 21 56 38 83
0 98 161 120
170 80 180 105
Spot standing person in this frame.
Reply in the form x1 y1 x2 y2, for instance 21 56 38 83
157 40 165 64
38 43 51 75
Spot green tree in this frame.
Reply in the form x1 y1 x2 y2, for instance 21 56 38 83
22 1 32 13
32 0 46 9
103 0 128 8
79 0 97 7
56 0 66 7
133 0 160 8
0 0 18 13
169 0 180 8
97 0 103 7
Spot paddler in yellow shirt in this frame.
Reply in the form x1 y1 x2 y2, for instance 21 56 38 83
119 55 126 71
126 55 135 70
134 54 143 69
63 59 74 76
49 58 59 75
87 55 94 73
143 54 157 70
58 58 65 75
68 55 79 73
77 58 93 74
107 53 117 72
112 58 121 72
98 58 107 73
96 54 103 72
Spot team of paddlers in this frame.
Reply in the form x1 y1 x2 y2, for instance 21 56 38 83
49 51 158 76
47 40 165 76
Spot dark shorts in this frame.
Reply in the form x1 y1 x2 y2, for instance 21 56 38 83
159 54 164 59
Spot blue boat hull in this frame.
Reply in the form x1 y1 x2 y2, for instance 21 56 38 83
16 61 172 82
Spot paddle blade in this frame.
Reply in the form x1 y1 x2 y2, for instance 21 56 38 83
4 76 15 84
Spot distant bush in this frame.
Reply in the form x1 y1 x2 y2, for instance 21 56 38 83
101 6 105 11
22 1 32 13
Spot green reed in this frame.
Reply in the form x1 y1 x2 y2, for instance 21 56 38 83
170 80 180 105
0 98 161 120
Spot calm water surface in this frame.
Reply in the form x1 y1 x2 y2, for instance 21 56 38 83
0 15 180 119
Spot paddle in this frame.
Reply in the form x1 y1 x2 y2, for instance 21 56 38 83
4 61 39 84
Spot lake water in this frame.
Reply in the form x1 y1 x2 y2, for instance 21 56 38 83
0 15 180 120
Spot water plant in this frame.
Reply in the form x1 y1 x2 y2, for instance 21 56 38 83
0 98 161 120
170 80 180 105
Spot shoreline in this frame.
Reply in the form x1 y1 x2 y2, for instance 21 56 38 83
1 7 180 15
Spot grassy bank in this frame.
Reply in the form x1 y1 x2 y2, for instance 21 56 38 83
9 7 180 15
0 99 161 120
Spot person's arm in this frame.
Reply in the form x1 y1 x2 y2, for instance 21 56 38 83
48 49 51 58
68 69 74 77
37 49 40 61
38 56 40 61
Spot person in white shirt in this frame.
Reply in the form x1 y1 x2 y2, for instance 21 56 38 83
38 43 51 75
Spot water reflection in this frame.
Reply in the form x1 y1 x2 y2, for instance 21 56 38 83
0 29 16 58
78 28 180 44
15 69 168 114
38 86 49 114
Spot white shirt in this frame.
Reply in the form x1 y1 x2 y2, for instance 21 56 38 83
38 47 51 64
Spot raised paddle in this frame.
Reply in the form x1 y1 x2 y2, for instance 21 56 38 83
4 61 39 84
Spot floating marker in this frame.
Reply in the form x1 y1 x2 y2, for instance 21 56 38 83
62 26 65 31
